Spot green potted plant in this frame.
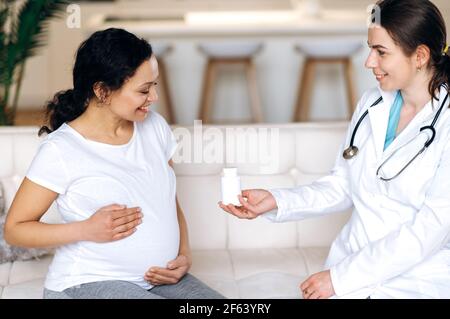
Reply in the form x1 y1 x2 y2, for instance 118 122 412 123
0 0 67 125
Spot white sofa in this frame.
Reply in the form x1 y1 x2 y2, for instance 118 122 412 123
0 122 351 299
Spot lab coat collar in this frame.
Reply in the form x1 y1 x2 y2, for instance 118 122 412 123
368 84 449 162
367 85 397 161
379 84 450 163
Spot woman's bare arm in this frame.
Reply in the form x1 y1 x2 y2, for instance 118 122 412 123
4 177 142 248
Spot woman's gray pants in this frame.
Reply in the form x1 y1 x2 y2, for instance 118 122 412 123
44 273 225 299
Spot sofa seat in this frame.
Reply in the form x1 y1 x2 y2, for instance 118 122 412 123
0 247 329 299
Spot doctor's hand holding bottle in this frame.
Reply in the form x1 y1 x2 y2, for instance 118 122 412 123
218 189 276 219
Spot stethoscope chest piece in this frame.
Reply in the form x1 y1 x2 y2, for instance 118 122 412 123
343 146 359 159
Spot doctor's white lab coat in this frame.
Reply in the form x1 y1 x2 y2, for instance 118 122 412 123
267 85 450 299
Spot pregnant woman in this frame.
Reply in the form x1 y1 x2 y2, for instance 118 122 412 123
4 28 224 299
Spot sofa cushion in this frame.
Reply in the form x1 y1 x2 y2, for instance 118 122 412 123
195 276 240 299
0 174 61 265
231 247 331 299
300 247 330 275
1 278 45 299
0 262 12 286
295 124 347 174
225 127 297 175
8 255 53 285
297 212 351 248
230 248 308 280
171 126 225 176
0 175 22 215
177 175 228 250
237 272 304 299
0 174 63 225
0 247 330 299
190 250 239 298
294 172 352 247
0 129 42 177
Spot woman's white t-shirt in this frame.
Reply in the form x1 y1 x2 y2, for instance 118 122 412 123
26 111 179 292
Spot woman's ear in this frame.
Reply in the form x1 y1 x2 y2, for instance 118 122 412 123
93 82 111 104
415 44 431 70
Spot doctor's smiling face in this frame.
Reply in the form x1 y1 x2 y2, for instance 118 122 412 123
365 26 425 92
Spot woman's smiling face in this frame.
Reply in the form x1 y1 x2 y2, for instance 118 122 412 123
107 54 160 121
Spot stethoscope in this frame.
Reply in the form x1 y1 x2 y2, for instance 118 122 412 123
342 92 449 181
342 96 383 160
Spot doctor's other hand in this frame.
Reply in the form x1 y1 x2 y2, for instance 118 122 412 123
144 254 192 286
218 189 277 219
300 270 335 299
82 204 143 243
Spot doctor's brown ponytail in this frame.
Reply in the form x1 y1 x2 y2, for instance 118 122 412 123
376 0 449 100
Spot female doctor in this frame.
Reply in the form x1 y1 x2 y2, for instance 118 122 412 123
219 0 450 299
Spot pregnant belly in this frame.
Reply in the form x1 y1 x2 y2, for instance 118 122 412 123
73 225 180 277
57 175 179 278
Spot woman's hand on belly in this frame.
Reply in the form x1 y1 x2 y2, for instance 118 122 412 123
144 254 192 285
81 204 143 242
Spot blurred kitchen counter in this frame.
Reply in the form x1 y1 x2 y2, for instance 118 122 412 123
86 0 372 37
16 0 450 125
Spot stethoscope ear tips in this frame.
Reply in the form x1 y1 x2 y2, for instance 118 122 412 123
343 146 359 159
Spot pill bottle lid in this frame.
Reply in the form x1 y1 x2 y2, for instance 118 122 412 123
223 167 238 177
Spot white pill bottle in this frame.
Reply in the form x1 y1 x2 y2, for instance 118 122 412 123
221 167 241 206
